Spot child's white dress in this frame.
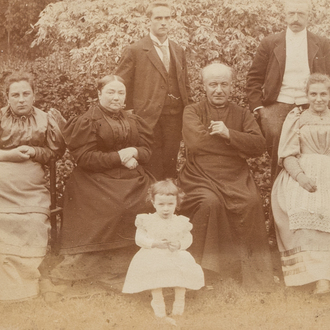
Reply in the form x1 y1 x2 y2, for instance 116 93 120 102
122 213 205 293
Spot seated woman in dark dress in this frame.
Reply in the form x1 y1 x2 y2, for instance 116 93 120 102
49 75 155 291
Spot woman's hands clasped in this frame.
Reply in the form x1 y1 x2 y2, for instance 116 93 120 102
118 147 139 170
0 145 35 162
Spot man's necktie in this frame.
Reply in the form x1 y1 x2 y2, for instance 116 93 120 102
154 42 170 72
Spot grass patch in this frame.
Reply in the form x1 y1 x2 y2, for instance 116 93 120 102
1 277 330 330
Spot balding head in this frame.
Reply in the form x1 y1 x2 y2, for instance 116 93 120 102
201 63 233 84
202 63 233 107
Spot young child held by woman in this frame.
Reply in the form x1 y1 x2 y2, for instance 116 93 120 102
122 179 204 322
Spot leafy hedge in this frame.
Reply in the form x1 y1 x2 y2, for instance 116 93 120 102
1 0 330 232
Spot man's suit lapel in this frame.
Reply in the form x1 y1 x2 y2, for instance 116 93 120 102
273 30 319 74
143 36 168 81
307 31 319 71
273 31 286 78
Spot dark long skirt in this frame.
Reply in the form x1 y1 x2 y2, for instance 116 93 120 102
49 165 154 281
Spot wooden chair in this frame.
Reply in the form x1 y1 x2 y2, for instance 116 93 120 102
49 157 63 254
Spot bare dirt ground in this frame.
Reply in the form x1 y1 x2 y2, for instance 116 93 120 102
1 249 330 330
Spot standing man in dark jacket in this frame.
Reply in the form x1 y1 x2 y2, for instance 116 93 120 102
115 2 190 180
247 0 330 182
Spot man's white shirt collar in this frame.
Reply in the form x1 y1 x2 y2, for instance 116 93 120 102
150 32 169 46
286 27 307 41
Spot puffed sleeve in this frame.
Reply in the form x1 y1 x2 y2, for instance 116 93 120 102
135 214 155 248
128 114 153 165
176 215 193 250
277 107 302 167
33 111 66 164
63 114 122 172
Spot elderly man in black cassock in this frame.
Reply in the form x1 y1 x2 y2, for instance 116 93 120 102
178 63 274 290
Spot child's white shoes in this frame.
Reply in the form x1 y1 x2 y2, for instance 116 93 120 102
151 299 177 326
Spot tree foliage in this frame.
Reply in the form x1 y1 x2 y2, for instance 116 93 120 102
31 0 330 107
0 0 58 57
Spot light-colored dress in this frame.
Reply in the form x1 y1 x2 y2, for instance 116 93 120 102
0 105 65 301
272 107 330 286
122 213 205 293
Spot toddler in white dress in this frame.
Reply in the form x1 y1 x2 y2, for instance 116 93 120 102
122 179 204 321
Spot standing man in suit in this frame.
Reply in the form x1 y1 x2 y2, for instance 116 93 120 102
115 2 190 180
246 0 330 183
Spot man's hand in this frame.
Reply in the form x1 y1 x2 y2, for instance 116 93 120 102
296 173 317 193
209 120 230 139
253 106 265 120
